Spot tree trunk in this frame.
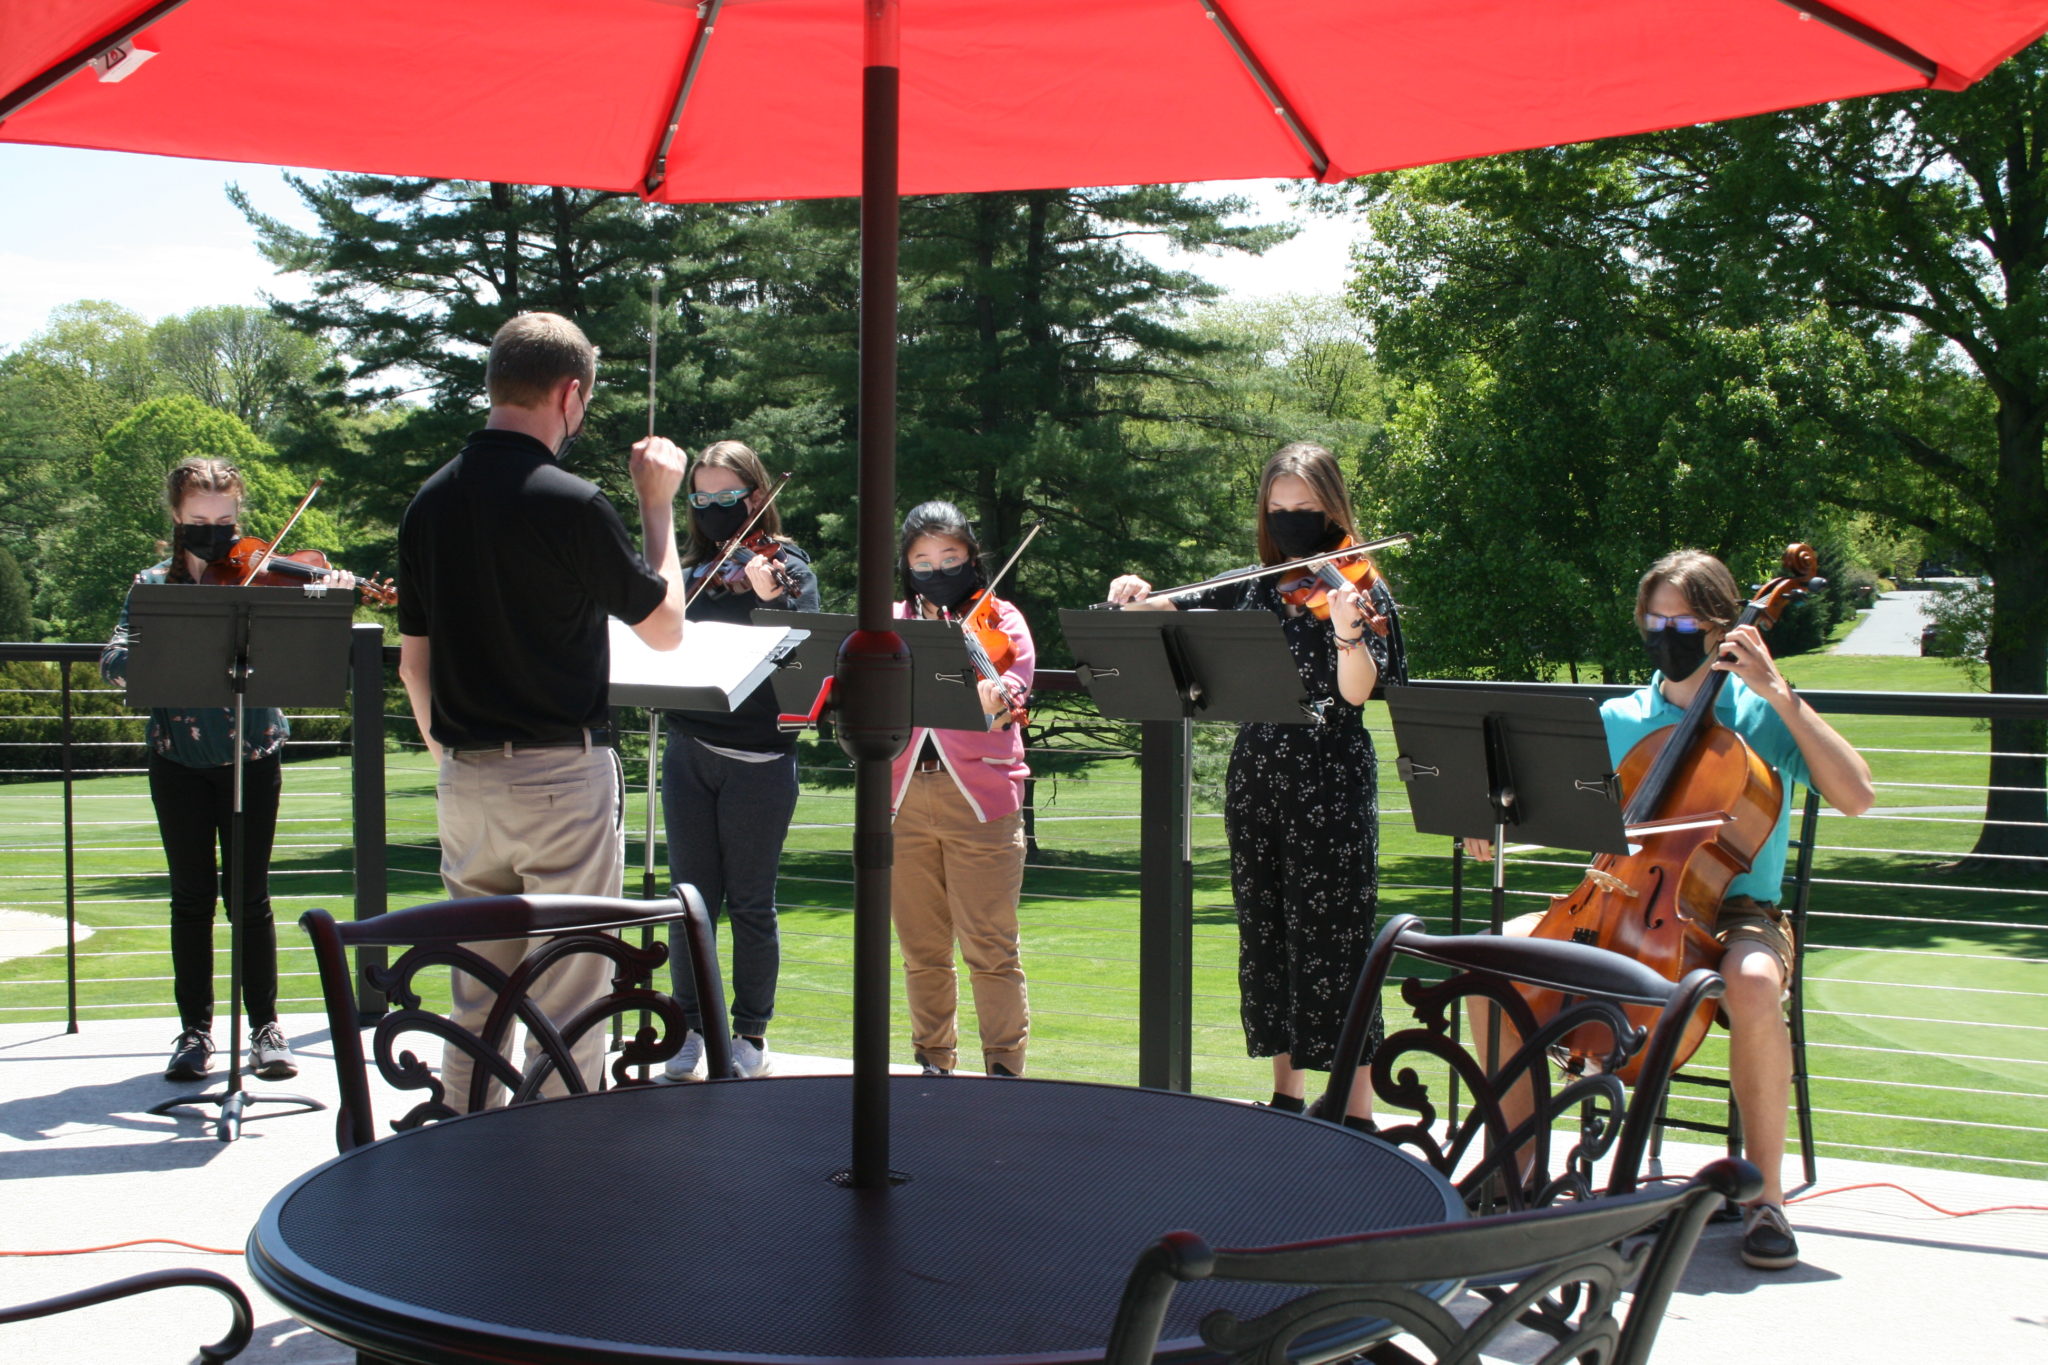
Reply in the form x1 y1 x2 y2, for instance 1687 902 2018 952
1964 412 2048 869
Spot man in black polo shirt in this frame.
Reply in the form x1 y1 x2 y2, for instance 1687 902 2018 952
397 311 687 1110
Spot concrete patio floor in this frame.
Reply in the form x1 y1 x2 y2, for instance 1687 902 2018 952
4 1015 2045 1363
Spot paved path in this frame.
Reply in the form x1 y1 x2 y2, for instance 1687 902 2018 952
0 910 90 965
1834 589 1937 655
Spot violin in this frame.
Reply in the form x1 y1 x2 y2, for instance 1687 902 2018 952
202 536 398 607
1276 536 1392 635
954 588 1029 731
1518 543 1822 1081
933 521 1041 732
1096 532 1414 609
197 478 396 607
716 529 800 597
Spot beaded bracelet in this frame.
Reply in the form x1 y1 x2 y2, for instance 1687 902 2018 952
1333 632 1366 654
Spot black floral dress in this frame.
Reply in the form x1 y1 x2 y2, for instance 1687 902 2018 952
1183 572 1406 1070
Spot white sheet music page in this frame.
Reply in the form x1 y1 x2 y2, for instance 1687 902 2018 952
606 618 801 713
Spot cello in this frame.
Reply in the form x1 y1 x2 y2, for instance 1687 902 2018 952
1519 543 1822 1081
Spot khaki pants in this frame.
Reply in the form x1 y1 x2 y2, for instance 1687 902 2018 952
890 771 1028 1073
435 743 625 1112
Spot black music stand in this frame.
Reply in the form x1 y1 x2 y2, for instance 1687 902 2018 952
128 584 354 1142
1382 686 1630 934
1060 607 1308 1090
755 611 990 732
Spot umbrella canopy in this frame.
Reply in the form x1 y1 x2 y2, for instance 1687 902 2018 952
4 2 2046 201
8 0 2046 1187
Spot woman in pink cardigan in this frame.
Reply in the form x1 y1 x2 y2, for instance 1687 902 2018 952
890 501 1034 1077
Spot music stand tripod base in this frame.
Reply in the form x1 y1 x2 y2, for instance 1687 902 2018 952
149 1085 327 1143
125 584 351 1144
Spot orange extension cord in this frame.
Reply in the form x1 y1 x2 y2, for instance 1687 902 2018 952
4 1183 2045 1258
0 1239 242 1257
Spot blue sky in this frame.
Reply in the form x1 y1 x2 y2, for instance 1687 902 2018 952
0 146 1358 351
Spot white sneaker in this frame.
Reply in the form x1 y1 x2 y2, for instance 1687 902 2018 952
732 1035 774 1078
657 1030 706 1083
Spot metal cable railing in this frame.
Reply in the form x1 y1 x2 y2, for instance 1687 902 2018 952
3 640 2045 1176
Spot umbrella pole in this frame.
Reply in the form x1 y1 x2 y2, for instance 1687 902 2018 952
836 0 911 1190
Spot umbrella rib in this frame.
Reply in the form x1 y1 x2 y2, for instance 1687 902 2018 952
1772 1 1938 82
644 0 727 195
1194 0 1330 180
0 0 196 127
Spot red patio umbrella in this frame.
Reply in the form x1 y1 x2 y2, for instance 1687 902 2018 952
6 0 2045 1187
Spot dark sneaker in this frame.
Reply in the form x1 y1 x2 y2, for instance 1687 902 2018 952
249 1022 298 1080
915 1052 952 1077
989 1062 1020 1078
1741 1203 1799 1270
165 1029 214 1081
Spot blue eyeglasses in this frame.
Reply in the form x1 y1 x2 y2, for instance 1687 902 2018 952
688 487 752 509
1643 613 1709 634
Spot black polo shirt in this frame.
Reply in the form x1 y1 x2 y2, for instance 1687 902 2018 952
398 429 669 748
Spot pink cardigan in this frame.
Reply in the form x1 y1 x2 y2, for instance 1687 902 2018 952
890 596 1034 822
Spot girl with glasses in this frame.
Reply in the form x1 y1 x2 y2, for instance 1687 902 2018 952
656 440 820 1082
1106 442 1405 1122
889 500 1034 1077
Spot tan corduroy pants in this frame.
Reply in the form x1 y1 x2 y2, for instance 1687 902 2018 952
890 770 1029 1074
434 743 625 1112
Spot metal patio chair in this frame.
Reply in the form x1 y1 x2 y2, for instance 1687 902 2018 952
1104 1157 1761 1365
0 1269 252 1364
301 887 730 1152
1316 914 1726 1212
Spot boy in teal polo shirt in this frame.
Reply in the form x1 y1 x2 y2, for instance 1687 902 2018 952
1477 549 1872 1271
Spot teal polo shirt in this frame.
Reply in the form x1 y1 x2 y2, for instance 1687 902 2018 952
1599 675 1811 904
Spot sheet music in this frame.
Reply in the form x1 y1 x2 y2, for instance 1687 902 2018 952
607 618 803 713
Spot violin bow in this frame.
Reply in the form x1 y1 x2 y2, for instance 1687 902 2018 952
974 520 1045 607
235 477 324 587
1095 530 1415 608
683 471 795 609
646 276 660 440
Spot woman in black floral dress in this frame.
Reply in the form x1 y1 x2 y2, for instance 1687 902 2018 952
1108 443 1404 1120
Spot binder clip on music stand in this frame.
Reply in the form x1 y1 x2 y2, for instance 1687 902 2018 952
128 583 355 1142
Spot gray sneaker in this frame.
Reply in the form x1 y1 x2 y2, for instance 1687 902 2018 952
657 1030 706 1083
249 1022 298 1080
165 1029 213 1081
732 1035 774 1078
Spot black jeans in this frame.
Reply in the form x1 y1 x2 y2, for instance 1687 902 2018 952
661 735 799 1036
148 751 281 1032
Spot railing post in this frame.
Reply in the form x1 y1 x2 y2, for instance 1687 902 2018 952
60 659 78 1034
1138 719 1193 1091
348 624 388 1022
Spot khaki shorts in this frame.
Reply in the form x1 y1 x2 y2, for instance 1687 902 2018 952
1717 894 1797 977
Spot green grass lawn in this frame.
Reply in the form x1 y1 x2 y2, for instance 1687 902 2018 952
2 656 2043 1178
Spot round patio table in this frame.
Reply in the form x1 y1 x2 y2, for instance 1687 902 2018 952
249 1075 1463 1364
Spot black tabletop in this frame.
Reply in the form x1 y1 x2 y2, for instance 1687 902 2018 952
251 1076 1463 1365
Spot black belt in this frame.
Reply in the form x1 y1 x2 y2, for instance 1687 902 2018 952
451 728 614 754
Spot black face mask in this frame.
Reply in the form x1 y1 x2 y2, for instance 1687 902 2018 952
695 501 751 543
1644 627 1711 681
181 523 239 564
1267 509 1339 561
915 562 981 611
